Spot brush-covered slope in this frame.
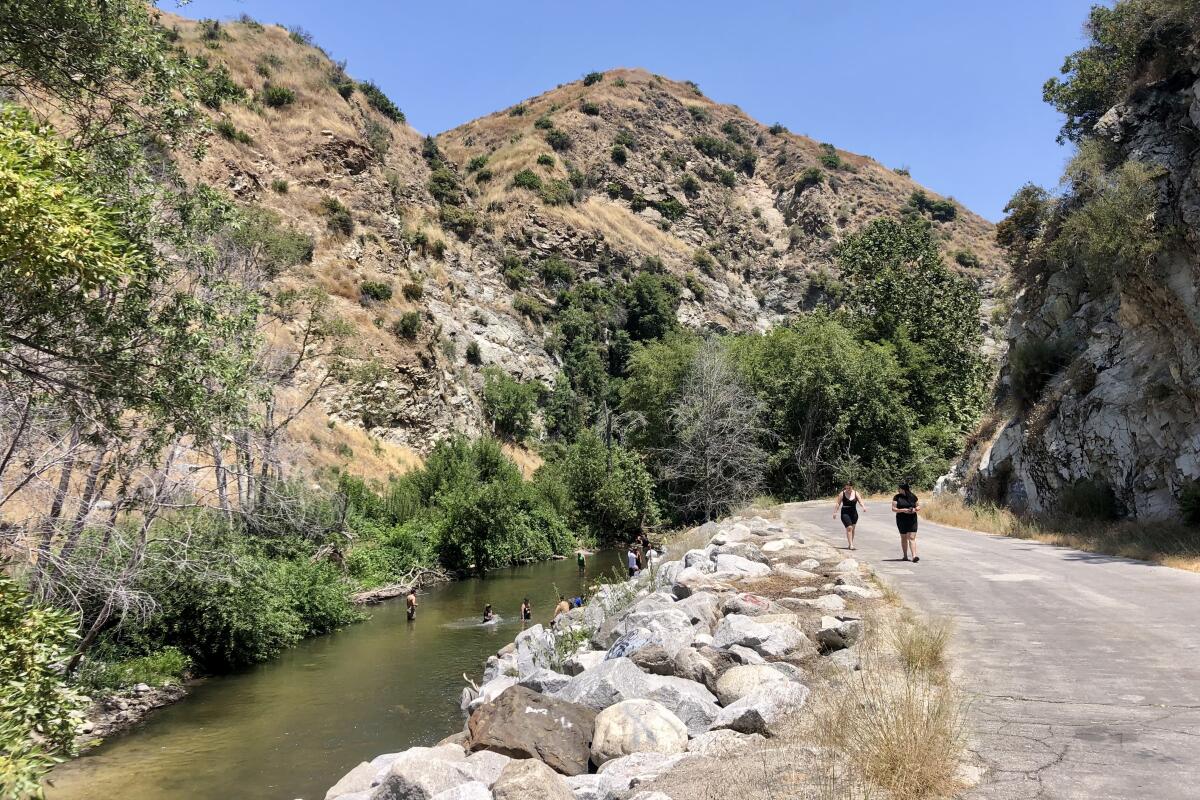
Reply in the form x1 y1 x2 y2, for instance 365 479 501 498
171 16 1002 464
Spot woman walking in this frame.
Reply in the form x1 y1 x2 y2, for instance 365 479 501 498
891 482 921 562
832 482 866 550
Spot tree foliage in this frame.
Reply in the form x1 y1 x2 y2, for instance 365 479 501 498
0 572 84 798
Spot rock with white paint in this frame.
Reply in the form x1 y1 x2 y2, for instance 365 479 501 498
590 699 688 766
466 685 596 776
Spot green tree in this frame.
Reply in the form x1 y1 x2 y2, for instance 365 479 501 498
835 216 988 432
482 368 540 440
0 573 84 798
542 431 660 544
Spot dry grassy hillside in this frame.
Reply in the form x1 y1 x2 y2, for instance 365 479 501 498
167 14 1003 473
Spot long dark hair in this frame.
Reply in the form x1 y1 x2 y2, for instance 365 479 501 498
898 482 916 501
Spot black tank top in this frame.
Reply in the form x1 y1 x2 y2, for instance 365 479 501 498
840 491 857 508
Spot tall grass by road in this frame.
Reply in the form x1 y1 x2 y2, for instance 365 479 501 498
923 495 1200 573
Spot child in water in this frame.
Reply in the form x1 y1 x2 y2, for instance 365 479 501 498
520 598 532 622
482 604 495 623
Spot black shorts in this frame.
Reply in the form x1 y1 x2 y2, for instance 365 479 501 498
840 508 858 527
897 518 918 535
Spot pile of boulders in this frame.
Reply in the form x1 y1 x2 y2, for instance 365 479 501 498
78 682 188 745
325 514 879 800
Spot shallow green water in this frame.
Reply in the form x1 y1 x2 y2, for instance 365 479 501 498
47 551 622 800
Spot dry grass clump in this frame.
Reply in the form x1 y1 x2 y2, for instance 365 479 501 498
892 616 953 677
924 494 1200 573
809 662 966 800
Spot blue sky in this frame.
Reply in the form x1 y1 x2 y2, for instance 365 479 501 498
176 0 1099 221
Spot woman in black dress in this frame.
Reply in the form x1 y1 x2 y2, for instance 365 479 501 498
891 482 920 562
831 482 866 550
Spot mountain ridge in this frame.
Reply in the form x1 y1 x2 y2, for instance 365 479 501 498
162 13 1004 477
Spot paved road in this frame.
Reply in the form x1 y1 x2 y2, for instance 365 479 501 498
781 501 1200 800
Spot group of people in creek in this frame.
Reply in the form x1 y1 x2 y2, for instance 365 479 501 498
833 481 923 562
402 546 634 626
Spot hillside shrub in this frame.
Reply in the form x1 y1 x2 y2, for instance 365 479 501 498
580 100 601 116
359 81 405 122
715 167 737 188
230 208 314 275
261 84 296 108
610 144 627 165
288 25 313 45
392 311 421 339
512 169 543 191
500 253 530 287
365 119 390 157
954 250 981 269
679 173 701 197
537 153 555 167
1009 338 1073 406
428 166 464 205
544 128 572 151
198 64 243 109
438 204 478 238
360 280 393 302
655 197 686 222
908 189 958 221
795 166 824 192
402 282 424 301
509 104 528 116
818 143 842 169
583 71 604 86
321 196 354 235
271 178 289 193
467 155 488 172
539 179 574 206
534 116 554 130
692 249 718 276
513 294 548 321
539 256 574 287
465 341 482 365
687 105 710 122
215 119 252 144
769 122 787 135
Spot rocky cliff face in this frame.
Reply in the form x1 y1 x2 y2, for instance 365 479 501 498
945 56 1200 519
167 14 1001 474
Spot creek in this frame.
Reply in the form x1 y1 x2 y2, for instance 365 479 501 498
47 550 622 800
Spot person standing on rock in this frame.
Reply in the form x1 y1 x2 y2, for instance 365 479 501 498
832 481 866 550
405 590 418 621
891 482 921 562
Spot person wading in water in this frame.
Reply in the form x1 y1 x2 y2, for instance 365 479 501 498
831 481 866 550
891 482 921 562
520 597 532 623
405 590 418 621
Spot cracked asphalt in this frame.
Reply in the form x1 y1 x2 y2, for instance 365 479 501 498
782 502 1200 799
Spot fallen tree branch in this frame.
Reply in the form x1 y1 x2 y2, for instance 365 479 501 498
350 566 449 605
